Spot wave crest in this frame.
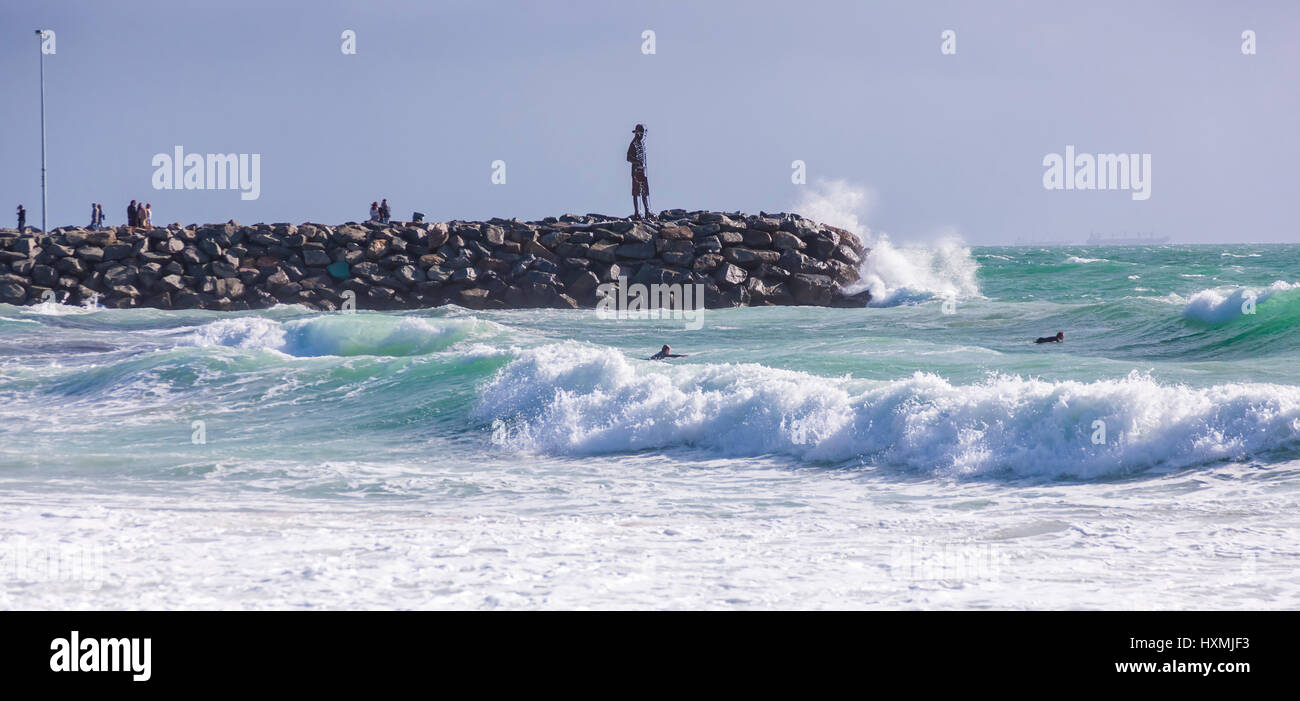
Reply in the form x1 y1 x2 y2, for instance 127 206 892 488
1182 281 1299 323
183 315 480 357
475 344 1300 479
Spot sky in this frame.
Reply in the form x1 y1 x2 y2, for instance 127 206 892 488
1 0 1297 244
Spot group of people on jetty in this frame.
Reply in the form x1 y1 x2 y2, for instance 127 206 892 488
369 199 392 223
15 202 149 231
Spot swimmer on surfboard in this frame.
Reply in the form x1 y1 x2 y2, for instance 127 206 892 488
648 344 686 360
1034 331 1064 344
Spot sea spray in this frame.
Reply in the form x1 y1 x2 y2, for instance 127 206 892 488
793 179 981 306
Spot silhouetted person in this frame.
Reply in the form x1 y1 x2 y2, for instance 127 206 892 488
380 199 391 224
1035 331 1065 344
648 344 686 360
627 124 651 220
16 205 25 230
96 204 104 229
127 200 138 227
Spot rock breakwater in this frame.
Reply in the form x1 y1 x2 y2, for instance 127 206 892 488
0 210 869 310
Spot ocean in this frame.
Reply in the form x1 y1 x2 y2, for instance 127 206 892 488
1 243 1297 609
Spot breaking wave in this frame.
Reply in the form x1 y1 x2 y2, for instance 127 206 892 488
793 179 981 307
474 343 1300 479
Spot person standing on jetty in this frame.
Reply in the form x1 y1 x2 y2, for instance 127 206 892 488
380 199 391 223
627 124 652 220
127 200 138 228
16 205 26 231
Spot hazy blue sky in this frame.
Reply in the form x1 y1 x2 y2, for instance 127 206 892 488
2 0 1296 243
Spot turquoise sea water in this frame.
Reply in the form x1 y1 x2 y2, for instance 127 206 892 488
1 243 1297 608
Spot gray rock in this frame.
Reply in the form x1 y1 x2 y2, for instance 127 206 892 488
31 265 58 287
0 281 26 303
722 247 779 268
211 261 239 279
102 265 138 287
394 265 423 287
588 241 619 263
715 262 747 286
742 230 773 248
693 254 723 274
658 225 693 240
661 250 694 267
10 238 39 256
214 278 245 299
834 244 861 266
615 242 656 260
772 231 805 251
302 248 331 267
789 274 835 305
160 274 186 293
567 270 600 299
54 257 88 276
103 243 134 261
425 266 453 284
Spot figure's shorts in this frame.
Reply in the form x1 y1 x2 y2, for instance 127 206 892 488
632 169 649 197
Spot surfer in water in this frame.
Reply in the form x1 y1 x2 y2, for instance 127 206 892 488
648 344 686 360
1034 331 1065 344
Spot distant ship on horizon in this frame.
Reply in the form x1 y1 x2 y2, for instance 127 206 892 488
1085 231 1170 246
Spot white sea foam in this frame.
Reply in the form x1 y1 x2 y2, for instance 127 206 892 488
476 343 1300 479
793 179 980 306
852 236 981 306
21 299 101 316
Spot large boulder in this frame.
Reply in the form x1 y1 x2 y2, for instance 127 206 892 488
714 262 747 286
615 242 656 260
789 274 835 305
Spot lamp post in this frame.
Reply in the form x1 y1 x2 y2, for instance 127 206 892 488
36 29 48 234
